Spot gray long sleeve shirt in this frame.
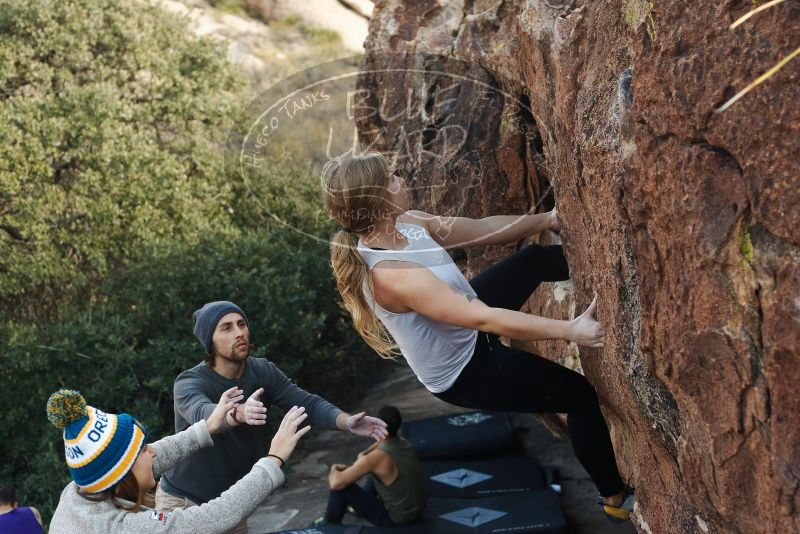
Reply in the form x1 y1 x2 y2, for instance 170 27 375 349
49 421 285 534
160 357 342 504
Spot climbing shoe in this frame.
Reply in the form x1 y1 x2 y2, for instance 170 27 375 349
308 517 333 528
597 486 635 523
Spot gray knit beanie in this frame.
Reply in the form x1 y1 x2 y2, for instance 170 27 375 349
193 301 248 354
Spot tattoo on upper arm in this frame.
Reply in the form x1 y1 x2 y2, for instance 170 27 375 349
450 286 476 302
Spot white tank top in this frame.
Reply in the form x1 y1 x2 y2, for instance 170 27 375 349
357 222 478 393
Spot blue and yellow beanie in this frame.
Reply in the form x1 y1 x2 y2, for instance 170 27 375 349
46 390 147 494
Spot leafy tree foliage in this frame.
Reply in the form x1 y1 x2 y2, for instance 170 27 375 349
0 0 242 320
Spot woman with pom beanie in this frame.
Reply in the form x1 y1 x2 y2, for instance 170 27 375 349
47 388 310 533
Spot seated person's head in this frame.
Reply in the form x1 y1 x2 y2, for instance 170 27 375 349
0 485 16 507
377 405 402 438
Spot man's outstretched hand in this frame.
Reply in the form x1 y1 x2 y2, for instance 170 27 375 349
346 412 388 441
237 387 268 426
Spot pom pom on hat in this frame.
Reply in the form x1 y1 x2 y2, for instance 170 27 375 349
47 389 88 429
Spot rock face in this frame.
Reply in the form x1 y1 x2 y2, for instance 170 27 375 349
356 1 800 532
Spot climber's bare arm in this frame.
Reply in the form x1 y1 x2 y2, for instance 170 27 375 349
370 262 603 347
399 209 558 248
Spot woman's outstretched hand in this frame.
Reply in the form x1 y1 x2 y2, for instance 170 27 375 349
207 386 244 434
267 406 311 465
569 295 605 347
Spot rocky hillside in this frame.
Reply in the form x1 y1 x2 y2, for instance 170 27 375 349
355 1 800 532
153 0 369 90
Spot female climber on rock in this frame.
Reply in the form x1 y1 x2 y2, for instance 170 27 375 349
322 151 634 523
46 387 310 533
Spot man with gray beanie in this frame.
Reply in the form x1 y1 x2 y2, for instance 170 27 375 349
156 301 388 534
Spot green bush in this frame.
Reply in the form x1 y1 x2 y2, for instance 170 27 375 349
0 0 243 321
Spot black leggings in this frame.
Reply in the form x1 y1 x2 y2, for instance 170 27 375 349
324 477 396 527
433 244 625 497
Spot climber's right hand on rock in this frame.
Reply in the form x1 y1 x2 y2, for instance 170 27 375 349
569 295 605 347
267 406 310 464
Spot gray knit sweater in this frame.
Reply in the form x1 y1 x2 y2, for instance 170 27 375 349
49 420 284 534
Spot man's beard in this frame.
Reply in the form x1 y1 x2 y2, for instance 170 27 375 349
214 342 251 363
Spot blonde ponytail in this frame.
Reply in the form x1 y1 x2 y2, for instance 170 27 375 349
322 152 399 358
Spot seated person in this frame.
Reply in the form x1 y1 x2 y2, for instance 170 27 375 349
316 405 426 527
0 485 44 534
